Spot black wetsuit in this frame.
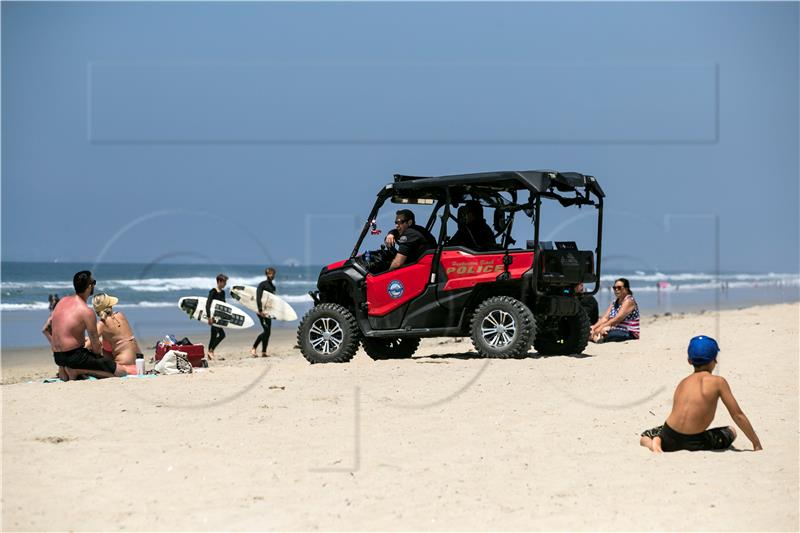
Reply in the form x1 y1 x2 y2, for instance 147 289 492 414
253 278 276 353
395 224 437 263
448 219 496 250
641 422 736 452
207 287 226 351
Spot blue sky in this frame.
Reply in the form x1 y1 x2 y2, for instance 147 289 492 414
2 1 798 273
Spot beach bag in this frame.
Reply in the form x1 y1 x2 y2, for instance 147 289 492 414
154 350 193 375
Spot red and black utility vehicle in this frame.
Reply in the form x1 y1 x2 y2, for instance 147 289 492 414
297 170 604 363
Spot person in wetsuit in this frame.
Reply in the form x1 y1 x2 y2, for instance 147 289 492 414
206 273 228 360
640 335 762 453
251 267 276 358
447 200 496 250
384 209 437 270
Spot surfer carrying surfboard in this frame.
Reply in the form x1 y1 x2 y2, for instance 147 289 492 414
206 273 228 360
250 267 276 358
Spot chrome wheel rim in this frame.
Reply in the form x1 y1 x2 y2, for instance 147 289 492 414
481 310 516 348
309 317 344 355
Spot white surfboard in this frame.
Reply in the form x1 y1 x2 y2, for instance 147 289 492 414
178 296 254 329
230 285 298 321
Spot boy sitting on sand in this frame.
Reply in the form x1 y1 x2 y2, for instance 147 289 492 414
640 335 762 453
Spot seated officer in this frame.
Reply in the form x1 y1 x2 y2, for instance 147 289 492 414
384 209 436 270
447 200 495 251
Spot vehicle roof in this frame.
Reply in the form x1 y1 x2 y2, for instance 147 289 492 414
390 170 604 198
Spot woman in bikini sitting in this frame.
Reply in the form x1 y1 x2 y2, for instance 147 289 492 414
92 293 142 373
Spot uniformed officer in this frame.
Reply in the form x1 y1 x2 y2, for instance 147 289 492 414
384 209 437 269
447 200 496 250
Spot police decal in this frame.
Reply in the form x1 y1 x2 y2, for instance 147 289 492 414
387 280 404 299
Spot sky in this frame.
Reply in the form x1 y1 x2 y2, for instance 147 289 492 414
2 1 798 273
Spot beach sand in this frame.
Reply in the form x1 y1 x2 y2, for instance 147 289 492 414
2 303 798 531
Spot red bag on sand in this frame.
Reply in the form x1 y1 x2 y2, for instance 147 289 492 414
155 343 207 367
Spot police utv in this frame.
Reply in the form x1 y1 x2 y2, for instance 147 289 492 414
297 170 604 363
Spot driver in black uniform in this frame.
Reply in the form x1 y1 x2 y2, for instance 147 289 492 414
385 209 437 270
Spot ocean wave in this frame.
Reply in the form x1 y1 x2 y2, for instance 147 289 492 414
599 279 800 293
1 281 74 290
2 272 797 301
0 302 51 311
599 272 800 283
279 294 314 303
1 276 317 293
119 301 174 309
1 301 177 312
0 297 309 312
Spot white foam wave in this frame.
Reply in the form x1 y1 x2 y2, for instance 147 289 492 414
279 294 314 303
1 281 73 290
1 301 175 312
2 272 797 297
0 302 51 311
600 272 800 283
106 276 316 292
599 279 800 293
118 301 174 309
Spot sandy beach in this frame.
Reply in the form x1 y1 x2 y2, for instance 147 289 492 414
1 303 798 531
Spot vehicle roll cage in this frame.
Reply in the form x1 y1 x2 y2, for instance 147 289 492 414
350 170 605 295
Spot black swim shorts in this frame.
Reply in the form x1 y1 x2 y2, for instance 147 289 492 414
53 347 117 374
641 422 735 452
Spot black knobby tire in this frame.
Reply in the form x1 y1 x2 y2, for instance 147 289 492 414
297 303 360 364
363 337 421 361
533 306 591 356
470 296 536 358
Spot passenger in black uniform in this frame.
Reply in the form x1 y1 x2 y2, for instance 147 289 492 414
447 200 496 250
385 209 437 270
206 273 228 360
251 267 276 358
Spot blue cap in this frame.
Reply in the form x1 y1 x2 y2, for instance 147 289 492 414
688 335 720 365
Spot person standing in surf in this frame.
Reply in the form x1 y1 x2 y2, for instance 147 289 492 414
206 273 228 360
251 267 276 358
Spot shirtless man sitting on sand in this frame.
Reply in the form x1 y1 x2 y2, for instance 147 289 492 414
92 292 141 374
640 335 762 452
50 271 127 380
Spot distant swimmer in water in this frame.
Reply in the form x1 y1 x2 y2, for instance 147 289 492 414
49 271 127 380
93 292 142 374
640 335 762 453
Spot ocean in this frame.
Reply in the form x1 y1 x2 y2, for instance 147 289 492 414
2 261 798 349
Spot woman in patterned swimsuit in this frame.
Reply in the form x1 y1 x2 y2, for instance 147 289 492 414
590 277 640 343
